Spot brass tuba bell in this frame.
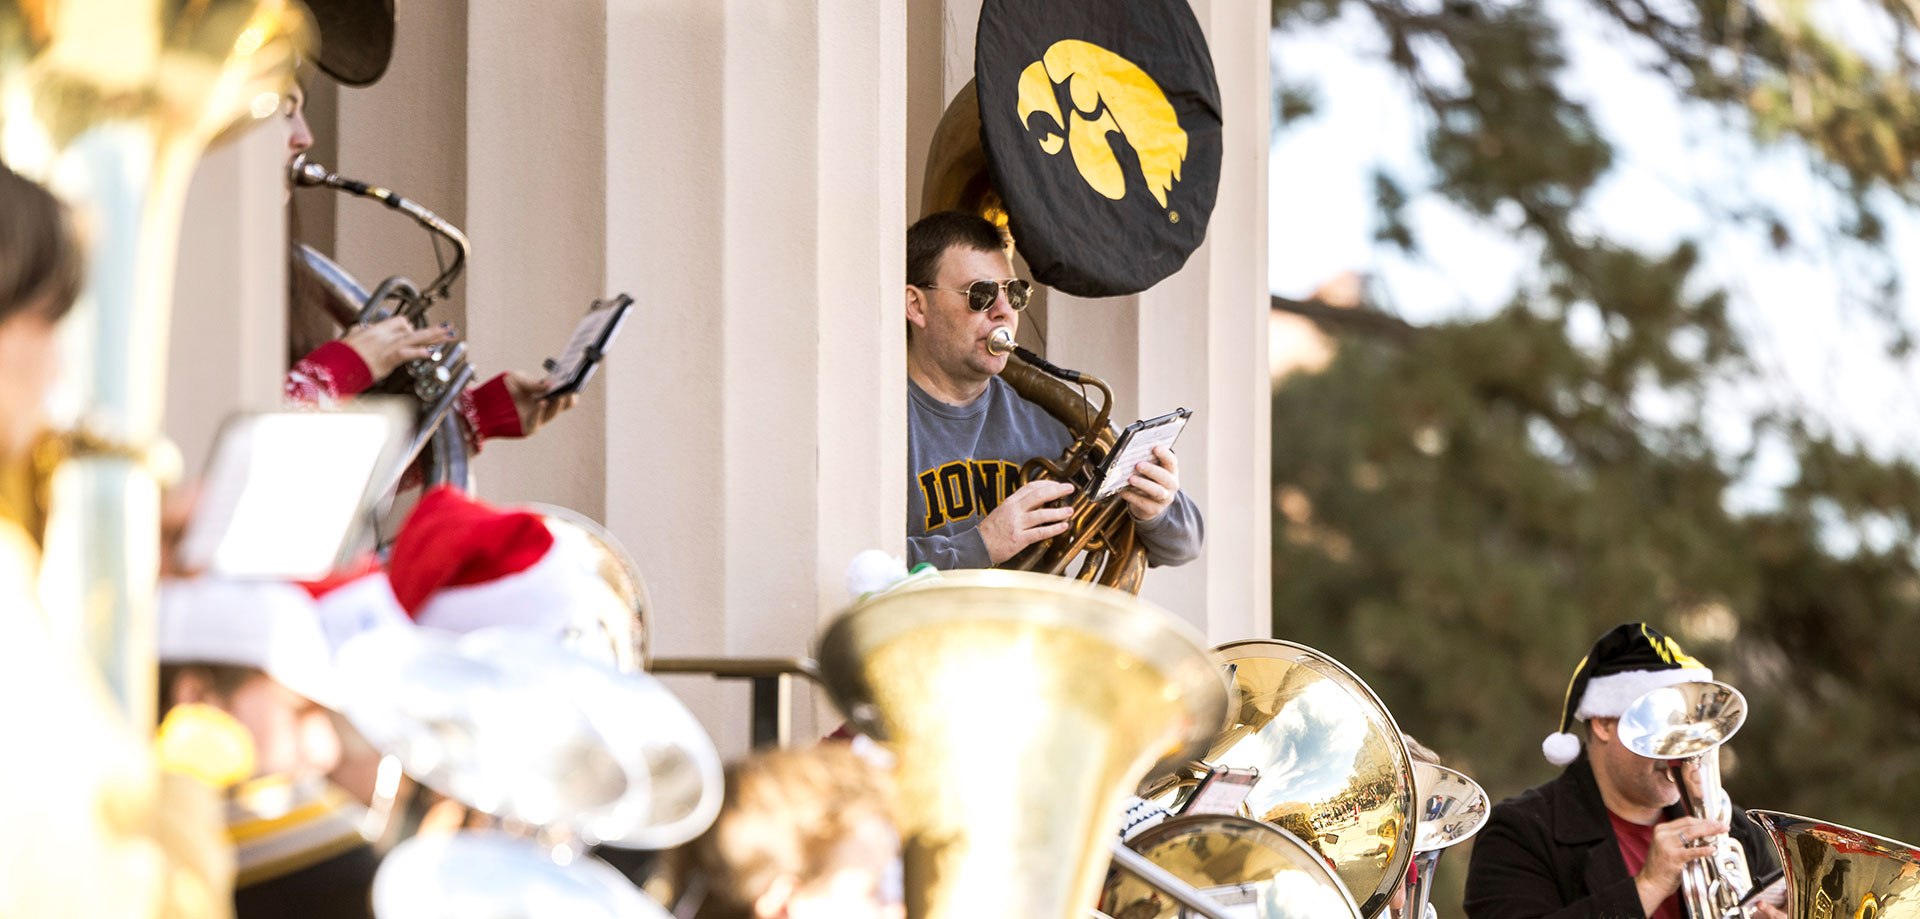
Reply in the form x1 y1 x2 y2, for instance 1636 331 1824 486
816 569 1230 919
1745 811 1920 919
1140 638 1420 919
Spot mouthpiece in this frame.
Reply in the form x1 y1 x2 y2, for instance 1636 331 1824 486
988 327 1016 356
287 153 332 188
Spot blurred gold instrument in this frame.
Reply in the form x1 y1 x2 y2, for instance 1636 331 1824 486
1746 811 1920 919
0 0 309 718
0 1 305 915
816 569 1230 919
1618 681 1756 919
1142 638 1419 919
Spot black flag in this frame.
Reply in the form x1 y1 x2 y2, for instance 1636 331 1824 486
976 0 1223 298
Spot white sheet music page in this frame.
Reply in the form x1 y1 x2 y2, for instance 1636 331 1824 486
1093 411 1189 499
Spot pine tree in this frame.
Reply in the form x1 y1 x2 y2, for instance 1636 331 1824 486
1268 1 1920 913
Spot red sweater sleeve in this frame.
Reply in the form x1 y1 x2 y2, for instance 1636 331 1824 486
284 341 375 406
457 373 524 446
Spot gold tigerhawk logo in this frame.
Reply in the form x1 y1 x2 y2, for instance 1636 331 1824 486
1016 40 1188 211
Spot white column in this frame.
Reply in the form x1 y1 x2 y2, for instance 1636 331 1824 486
166 126 291 473
603 0 905 754
1181 0 1272 644
462 0 608 516
331 0 470 330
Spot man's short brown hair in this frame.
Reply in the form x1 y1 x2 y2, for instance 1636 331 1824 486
905 211 1003 289
669 744 896 919
0 162 84 324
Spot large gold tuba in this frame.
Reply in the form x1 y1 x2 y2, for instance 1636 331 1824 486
816 569 1231 919
921 80 1150 593
1745 811 1920 919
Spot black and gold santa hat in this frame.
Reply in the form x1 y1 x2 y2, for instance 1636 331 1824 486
1542 622 1710 765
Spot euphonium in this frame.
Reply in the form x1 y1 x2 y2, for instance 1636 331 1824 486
1 0 310 715
987 327 1151 591
1618 681 1757 919
1394 764 1491 919
816 569 1230 919
288 153 477 493
1745 811 1920 919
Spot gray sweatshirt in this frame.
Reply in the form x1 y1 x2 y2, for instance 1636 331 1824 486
907 377 1203 570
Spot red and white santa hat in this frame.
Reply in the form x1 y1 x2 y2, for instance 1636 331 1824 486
158 577 340 709
297 554 411 653
386 486 626 645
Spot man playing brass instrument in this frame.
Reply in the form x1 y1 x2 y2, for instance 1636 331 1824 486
1463 623 1783 919
903 211 1202 570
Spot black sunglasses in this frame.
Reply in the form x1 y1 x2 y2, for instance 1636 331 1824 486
920 278 1033 312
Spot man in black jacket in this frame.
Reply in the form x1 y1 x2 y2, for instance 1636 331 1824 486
1464 623 1785 919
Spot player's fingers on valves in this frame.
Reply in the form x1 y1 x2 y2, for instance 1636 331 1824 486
1662 818 1725 856
406 324 455 346
1011 479 1074 509
1030 504 1073 527
1031 518 1071 539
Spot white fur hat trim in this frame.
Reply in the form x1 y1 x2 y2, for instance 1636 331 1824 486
1573 666 1712 722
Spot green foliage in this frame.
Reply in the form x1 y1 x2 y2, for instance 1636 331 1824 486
1267 0 1920 913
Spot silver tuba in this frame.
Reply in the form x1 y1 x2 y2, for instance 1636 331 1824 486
288 154 476 496
1618 680 1757 919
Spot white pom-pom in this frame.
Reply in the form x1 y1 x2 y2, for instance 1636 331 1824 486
846 549 909 600
1542 731 1582 766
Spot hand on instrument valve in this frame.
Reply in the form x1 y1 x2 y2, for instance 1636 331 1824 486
978 479 1076 564
1121 445 1180 522
1633 816 1727 916
504 371 580 437
342 315 455 380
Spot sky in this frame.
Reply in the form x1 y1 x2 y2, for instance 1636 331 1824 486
1265 0 1920 518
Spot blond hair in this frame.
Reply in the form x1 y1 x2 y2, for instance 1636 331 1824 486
670 744 896 919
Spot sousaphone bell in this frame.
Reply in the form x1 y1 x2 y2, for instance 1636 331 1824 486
817 569 1231 919
1141 638 1420 919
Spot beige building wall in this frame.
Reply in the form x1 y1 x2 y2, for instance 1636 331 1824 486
164 0 1271 755
167 126 293 475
